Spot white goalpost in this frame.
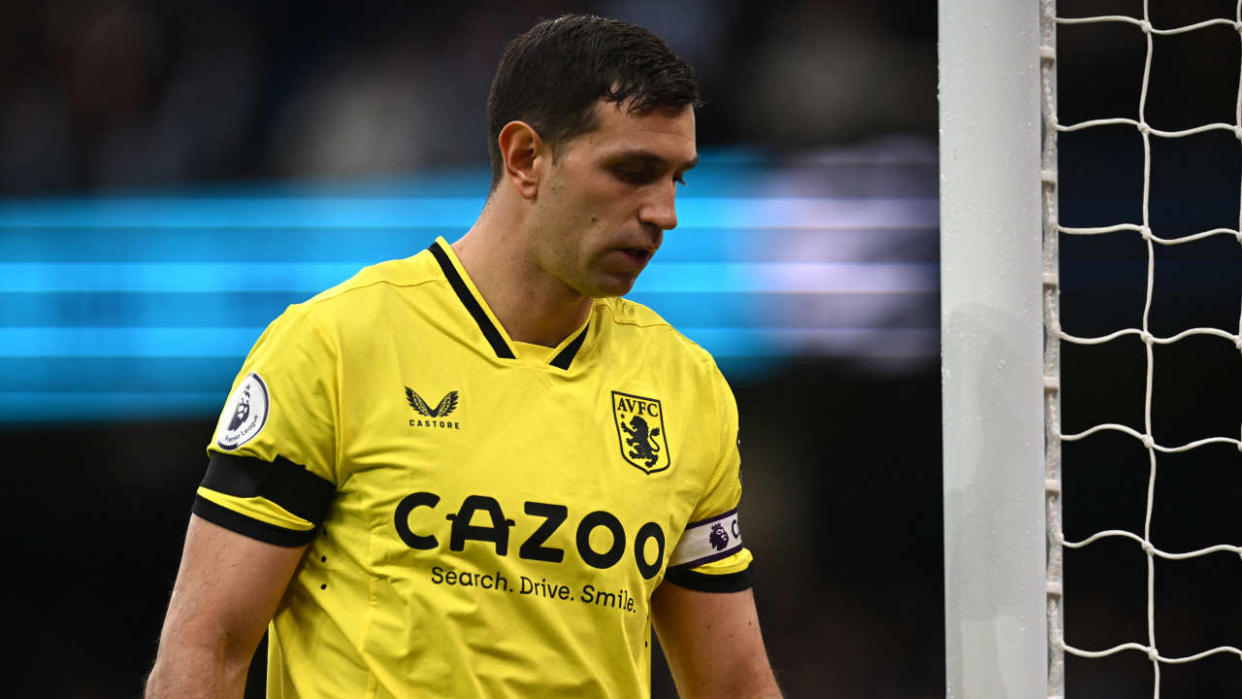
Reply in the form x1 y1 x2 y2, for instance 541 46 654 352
940 0 1046 696
942 1 1242 698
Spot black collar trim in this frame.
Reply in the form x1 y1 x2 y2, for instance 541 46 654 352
549 322 590 370
428 241 516 360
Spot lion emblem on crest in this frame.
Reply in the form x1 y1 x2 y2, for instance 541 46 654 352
621 415 662 469
709 523 730 551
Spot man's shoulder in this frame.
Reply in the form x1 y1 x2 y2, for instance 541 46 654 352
260 249 445 344
305 250 440 309
596 297 718 373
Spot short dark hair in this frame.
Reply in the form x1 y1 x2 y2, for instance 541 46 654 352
486 14 701 187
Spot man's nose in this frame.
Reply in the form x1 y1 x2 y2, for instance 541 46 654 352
639 179 678 232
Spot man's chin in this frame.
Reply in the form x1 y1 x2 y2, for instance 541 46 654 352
581 275 638 299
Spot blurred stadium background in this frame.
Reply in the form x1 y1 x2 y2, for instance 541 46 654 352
2 1 1235 697
1 3 941 696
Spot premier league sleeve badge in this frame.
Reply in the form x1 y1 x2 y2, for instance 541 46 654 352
216 372 270 450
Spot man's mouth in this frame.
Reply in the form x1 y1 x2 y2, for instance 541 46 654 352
620 247 652 263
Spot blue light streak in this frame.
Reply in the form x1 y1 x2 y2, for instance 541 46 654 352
0 157 940 422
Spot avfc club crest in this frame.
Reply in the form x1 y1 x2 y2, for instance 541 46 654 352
611 391 670 475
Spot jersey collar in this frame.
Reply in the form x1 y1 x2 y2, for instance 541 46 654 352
427 238 590 370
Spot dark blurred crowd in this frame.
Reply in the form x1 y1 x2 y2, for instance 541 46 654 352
0 0 936 193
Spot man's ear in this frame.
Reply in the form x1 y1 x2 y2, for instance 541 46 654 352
497 121 547 200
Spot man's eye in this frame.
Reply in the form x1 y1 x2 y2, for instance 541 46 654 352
613 166 654 183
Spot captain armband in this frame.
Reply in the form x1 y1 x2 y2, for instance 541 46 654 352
668 509 743 568
663 510 752 592
193 453 336 547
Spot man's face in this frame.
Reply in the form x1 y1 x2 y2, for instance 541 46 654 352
527 100 697 299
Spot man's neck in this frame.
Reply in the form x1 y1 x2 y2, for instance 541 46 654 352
450 211 592 348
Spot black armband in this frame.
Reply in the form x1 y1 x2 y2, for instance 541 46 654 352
193 453 336 545
663 566 753 593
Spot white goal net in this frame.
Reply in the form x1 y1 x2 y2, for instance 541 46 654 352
1041 1 1242 697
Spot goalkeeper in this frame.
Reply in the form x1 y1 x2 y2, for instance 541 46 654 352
146 13 780 698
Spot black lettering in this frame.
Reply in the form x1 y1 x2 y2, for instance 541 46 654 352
519 575 565 598
431 566 445 583
731 519 740 538
394 491 440 549
647 404 659 417
633 522 665 579
445 570 457 584
576 511 625 569
520 502 567 563
495 571 509 592
446 495 515 555
581 584 594 603
595 590 618 608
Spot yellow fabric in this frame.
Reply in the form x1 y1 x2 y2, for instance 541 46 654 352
690 548 754 576
201 238 751 698
510 339 556 363
194 487 314 532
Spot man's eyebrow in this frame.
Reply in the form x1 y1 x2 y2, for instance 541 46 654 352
608 150 699 171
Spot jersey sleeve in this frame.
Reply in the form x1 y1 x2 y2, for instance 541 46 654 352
664 365 754 592
192 304 339 547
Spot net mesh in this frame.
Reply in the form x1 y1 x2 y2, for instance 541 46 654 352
1041 1 1242 697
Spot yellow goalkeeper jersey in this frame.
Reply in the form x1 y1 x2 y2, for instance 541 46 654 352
194 237 753 698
